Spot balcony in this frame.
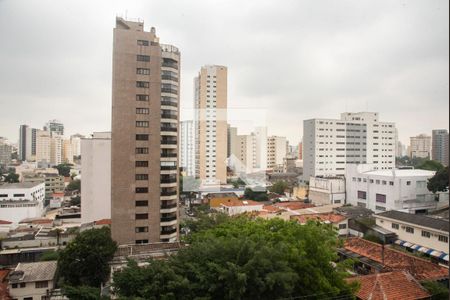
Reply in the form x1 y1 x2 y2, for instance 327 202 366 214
160 228 177 235
161 100 178 107
161 126 177 132
161 152 177 158
161 215 177 222
161 113 178 120
161 177 177 184
161 202 177 209
161 140 177 145
161 88 178 95
160 166 177 171
161 75 178 81
162 62 178 69
161 190 177 196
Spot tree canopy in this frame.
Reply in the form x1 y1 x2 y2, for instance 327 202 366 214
113 217 357 300
416 160 445 171
269 180 288 194
427 167 449 194
67 179 81 192
2 172 19 183
55 163 73 177
243 187 268 201
58 227 117 288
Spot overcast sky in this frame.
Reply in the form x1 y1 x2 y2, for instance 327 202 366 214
0 0 448 145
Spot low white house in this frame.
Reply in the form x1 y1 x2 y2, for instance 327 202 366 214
346 164 447 213
0 182 46 224
215 199 264 216
375 210 449 262
8 261 57 300
308 176 346 206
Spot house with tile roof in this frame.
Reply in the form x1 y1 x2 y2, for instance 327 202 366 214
291 213 349 236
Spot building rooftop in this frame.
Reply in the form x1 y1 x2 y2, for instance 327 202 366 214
333 206 374 219
0 182 43 190
220 199 262 207
8 261 57 283
362 169 435 177
273 202 315 210
376 210 449 233
291 213 347 224
344 238 448 281
346 271 430 300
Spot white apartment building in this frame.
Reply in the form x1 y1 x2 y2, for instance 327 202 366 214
346 164 447 214
70 134 84 157
267 136 287 171
0 137 12 166
308 176 346 206
0 182 46 224
303 112 396 181
81 132 111 224
375 210 449 258
35 130 51 164
62 138 74 164
410 134 431 159
180 120 196 177
214 199 264 216
254 127 268 170
50 134 63 166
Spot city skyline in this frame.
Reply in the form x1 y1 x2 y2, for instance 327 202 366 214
0 0 449 145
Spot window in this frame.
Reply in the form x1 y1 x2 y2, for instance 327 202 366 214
376 194 386 203
405 226 414 234
382 181 387 185
135 174 148 180
135 187 148 193
13 194 25 197
136 226 149 233
375 206 386 211
136 134 149 141
438 235 448 243
357 191 366 200
137 68 150 75
136 239 149 244
135 213 148 219
20 283 26 288
421 231 431 238
135 147 149 154
135 161 148 167
0 194 7 197
136 81 149 88
136 200 148 206
11 283 17 289
136 94 149 101
416 181 426 189
391 223 399 230
406 181 411 186
375 180 380 184
137 40 149 46
35 281 48 288
136 55 150 61
338 224 347 229
136 121 149 128
389 181 394 186
136 108 149 114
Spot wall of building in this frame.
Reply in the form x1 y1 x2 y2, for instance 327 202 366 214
308 177 346 206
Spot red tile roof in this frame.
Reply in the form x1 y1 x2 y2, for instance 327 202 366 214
0 269 10 300
95 219 112 225
291 213 347 224
262 205 283 213
273 202 315 210
0 220 12 225
344 238 448 281
347 271 431 300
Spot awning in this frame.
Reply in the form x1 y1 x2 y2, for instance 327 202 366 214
418 247 430 253
410 244 421 251
394 240 448 261
394 240 402 245
430 250 443 258
439 253 448 260
443 255 449 262
403 242 413 248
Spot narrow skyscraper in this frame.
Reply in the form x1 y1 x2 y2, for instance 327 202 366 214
111 17 180 244
432 129 449 166
194 65 228 185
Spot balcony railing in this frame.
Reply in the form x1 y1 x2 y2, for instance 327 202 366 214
161 126 177 132
161 75 178 81
161 216 177 222
161 100 178 107
161 140 177 145
160 228 177 235
160 166 177 171
161 202 177 209
161 88 178 95
161 178 177 184
161 113 178 120
161 152 177 158
161 191 177 196
162 62 178 69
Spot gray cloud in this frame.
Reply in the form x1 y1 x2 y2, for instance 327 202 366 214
0 0 448 145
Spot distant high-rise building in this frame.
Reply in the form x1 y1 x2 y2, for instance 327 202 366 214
19 125 37 161
194 65 228 185
44 119 64 136
303 112 396 181
267 136 287 171
180 120 195 177
35 130 51 164
409 134 431 159
50 135 63 166
62 138 74 164
298 141 303 160
81 132 111 224
432 129 449 166
0 137 12 166
111 17 180 245
254 127 268 170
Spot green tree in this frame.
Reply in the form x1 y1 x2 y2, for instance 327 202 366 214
269 180 288 194
243 187 268 201
62 285 105 300
181 211 230 239
55 163 73 177
67 179 81 192
417 160 445 171
70 195 81 206
422 280 449 300
427 167 449 195
3 172 19 183
113 217 358 299
58 227 117 287
39 250 60 261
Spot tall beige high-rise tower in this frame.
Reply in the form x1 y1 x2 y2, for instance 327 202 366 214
111 17 180 245
194 65 228 185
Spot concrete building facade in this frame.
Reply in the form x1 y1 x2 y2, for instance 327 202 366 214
111 17 180 245
303 112 396 181
267 136 287 171
194 65 228 185
409 134 431 159
19 125 37 162
35 130 51 165
180 120 195 177
0 138 12 167
432 129 449 166
81 132 112 224
346 164 447 214
308 176 346 206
